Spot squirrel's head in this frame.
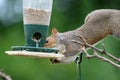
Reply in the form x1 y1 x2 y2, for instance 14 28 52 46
44 28 59 48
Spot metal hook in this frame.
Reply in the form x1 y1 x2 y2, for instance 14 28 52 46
75 53 83 80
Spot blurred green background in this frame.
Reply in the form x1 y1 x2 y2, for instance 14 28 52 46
0 0 120 80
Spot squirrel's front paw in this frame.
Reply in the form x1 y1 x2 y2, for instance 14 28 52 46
50 58 60 64
58 44 66 54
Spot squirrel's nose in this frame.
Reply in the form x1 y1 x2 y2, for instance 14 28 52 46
45 40 49 43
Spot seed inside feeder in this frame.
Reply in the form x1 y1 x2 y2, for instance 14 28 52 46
24 8 51 25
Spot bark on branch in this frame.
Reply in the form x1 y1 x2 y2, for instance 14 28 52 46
0 70 12 80
73 35 120 68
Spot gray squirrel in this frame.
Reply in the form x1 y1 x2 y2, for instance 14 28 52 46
45 9 120 63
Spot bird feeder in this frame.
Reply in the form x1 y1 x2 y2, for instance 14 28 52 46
5 0 64 58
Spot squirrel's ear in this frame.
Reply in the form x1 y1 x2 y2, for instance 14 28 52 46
52 28 58 37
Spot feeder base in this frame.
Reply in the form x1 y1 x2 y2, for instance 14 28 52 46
5 46 62 58
5 51 64 58
12 46 58 53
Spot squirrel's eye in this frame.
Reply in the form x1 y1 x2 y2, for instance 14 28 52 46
46 40 49 43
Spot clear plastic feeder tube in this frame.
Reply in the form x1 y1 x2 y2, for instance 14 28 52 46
23 0 53 26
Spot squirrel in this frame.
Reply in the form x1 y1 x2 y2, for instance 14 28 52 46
44 9 120 64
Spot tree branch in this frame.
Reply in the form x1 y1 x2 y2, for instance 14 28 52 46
73 35 120 68
0 70 12 80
